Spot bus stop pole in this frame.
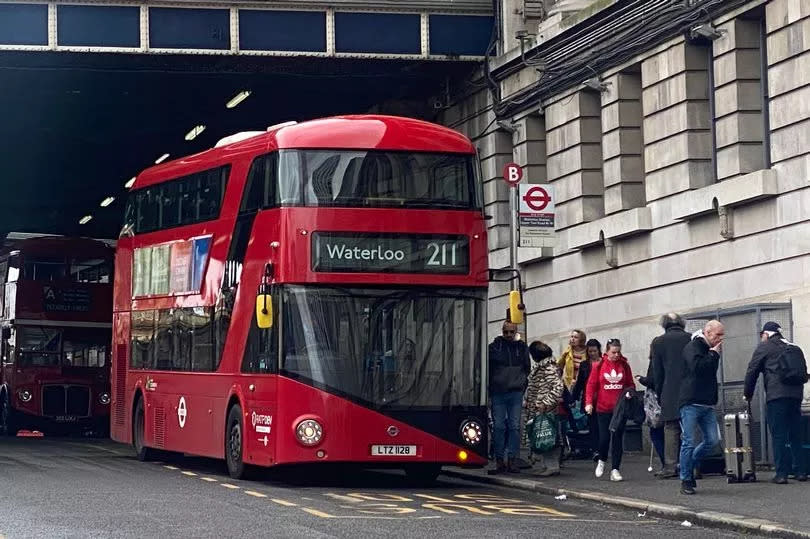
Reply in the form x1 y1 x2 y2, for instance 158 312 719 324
509 185 527 340
509 185 518 273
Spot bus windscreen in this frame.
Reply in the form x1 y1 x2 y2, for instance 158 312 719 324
280 150 479 210
280 285 484 409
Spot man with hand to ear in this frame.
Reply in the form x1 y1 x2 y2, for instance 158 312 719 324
677 320 724 495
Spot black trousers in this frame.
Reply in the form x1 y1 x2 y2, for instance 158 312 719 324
597 412 624 470
767 398 806 478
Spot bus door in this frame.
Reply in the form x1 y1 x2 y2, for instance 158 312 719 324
241 286 278 465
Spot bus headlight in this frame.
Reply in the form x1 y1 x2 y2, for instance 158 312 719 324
18 389 33 403
98 392 111 405
460 420 482 446
295 419 323 446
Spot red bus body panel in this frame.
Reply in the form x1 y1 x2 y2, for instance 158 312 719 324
111 116 488 468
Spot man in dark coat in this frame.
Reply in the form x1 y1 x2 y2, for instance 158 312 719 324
744 321 809 484
650 312 692 478
488 321 531 474
678 320 724 495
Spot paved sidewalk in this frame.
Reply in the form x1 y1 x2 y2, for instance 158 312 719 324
446 453 810 538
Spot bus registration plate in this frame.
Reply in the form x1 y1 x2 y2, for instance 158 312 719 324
370 445 417 456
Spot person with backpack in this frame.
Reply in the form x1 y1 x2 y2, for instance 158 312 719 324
744 321 809 484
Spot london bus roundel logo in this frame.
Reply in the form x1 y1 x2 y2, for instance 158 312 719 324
178 397 187 428
387 425 399 437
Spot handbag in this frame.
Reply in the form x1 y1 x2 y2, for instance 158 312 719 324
643 388 662 429
527 412 558 454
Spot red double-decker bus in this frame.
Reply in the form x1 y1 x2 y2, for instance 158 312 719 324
0 234 114 436
111 115 489 481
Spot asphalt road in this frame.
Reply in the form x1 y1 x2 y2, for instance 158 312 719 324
0 436 764 539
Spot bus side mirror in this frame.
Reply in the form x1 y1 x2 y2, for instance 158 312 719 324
256 294 273 329
1 327 10 340
507 290 525 325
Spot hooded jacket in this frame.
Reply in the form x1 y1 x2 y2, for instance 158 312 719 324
488 336 530 394
744 334 807 403
679 331 720 408
585 354 635 414
525 356 564 414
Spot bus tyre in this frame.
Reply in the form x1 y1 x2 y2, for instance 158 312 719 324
0 393 18 437
133 398 157 461
226 404 249 480
405 464 442 485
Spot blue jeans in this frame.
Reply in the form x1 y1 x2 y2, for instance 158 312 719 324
491 391 523 461
767 398 806 478
679 405 720 481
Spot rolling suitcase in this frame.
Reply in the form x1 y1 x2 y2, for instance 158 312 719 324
723 406 757 483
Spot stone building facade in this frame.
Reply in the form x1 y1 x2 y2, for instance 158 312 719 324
438 0 810 422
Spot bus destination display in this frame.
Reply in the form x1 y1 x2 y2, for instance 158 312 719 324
311 232 469 274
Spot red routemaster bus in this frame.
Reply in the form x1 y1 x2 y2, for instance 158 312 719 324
0 235 114 436
111 115 489 481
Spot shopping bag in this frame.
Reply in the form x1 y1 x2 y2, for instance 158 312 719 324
527 412 558 454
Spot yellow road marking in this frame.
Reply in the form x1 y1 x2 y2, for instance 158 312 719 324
325 493 361 503
271 498 298 507
421 503 493 515
200 477 218 482
221 483 240 490
245 490 267 498
301 508 335 518
414 494 456 503
181 471 197 477
163 465 179 470
481 504 574 517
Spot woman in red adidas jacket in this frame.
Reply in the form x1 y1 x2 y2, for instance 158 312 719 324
585 338 635 482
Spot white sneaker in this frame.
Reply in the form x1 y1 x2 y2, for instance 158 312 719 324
595 460 606 478
610 469 623 482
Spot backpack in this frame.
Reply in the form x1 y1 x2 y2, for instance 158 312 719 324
777 342 809 386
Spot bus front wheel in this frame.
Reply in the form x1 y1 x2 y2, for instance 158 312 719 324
225 404 248 480
133 398 157 461
405 464 442 485
0 392 18 436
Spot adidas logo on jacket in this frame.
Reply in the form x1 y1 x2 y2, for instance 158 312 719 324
585 354 635 413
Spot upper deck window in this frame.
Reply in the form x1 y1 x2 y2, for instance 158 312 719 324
239 150 479 211
289 150 478 210
12 255 111 283
123 165 230 235
71 258 111 284
24 257 66 282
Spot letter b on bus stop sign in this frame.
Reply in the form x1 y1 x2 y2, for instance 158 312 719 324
503 163 523 187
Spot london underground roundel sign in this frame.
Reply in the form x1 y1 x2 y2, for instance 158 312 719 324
522 185 552 212
503 162 523 186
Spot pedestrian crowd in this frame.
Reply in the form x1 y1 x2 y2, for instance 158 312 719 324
487 315 809 495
